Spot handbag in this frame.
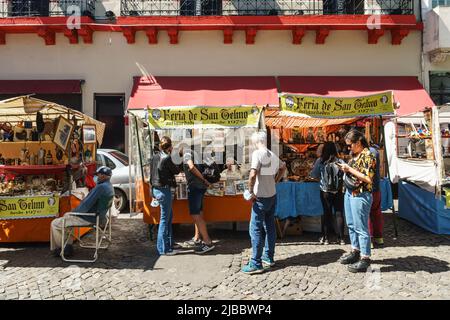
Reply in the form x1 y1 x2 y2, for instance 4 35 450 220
344 173 360 191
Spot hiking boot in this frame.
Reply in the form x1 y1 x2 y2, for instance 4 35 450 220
348 258 371 273
262 256 275 268
339 250 360 265
194 242 215 254
241 262 264 275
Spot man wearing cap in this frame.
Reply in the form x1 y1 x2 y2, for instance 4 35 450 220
50 166 115 257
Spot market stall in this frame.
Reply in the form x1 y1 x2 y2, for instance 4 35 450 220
128 105 266 224
265 91 396 232
385 105 450 234
0 96 105 242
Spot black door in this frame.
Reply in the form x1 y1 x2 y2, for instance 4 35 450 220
95 95 125 153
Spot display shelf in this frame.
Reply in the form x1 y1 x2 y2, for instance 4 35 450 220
0 164 68 175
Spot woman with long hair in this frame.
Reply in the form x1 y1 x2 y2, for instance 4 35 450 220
337 130 376 272
310 142 345 245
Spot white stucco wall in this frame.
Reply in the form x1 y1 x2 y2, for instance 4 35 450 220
0 30 422 116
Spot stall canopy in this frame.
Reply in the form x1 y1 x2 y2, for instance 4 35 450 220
0 80 82 94
127 76 279 110
0 96 105 145
278 76 434 117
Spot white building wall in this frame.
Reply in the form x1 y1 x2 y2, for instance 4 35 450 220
0 30 422 117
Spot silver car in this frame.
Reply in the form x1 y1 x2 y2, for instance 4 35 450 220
96 149 134 212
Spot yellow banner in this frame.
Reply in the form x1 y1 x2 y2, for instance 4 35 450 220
280 91 394 118
0 195 60 220
147 106 263 129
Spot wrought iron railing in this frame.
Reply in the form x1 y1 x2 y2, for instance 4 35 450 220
120 0 414 16
0 0 95 17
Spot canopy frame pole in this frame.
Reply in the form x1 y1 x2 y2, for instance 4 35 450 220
380 115 398 239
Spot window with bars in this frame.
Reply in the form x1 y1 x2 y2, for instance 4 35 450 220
430 72 450 106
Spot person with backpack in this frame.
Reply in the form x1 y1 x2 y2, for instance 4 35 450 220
310 142 346 245
150 136 182 256
181 148 216 254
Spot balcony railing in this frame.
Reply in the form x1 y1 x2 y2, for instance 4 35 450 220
120 0 414 16
0 0 95 17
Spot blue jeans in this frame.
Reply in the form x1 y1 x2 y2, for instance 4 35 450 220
153 187 173 255
249 196 277 267
344 190 372 257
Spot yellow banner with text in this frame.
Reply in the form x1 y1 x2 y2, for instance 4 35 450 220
0 195 60 219
147 106 263 129
280 91 394 118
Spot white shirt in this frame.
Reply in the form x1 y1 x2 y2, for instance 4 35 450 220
251 148 284 198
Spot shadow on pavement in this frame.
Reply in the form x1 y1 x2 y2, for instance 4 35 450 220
373 255 450 273
273 248 346 270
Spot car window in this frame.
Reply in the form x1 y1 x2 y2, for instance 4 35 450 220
96 154 104 167
109 151 129 166
104 155 116 170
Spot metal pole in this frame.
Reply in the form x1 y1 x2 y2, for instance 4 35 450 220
380 115 398 239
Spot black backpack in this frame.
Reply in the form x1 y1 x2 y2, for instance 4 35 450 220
322 158 343 193
200 162 221 184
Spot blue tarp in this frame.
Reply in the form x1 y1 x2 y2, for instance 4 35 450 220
398 181 450 235
275 179 394 220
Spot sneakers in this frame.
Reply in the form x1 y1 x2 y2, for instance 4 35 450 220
194 242 215 254
348 258 371 273
241 262 265 275
319 236 329 245
63 245 73 257
183 237 202 248
339 250 360 265
164 250 180 256
172 243 183 250
338 239 346 245
262 256 275 268
373 238 384 246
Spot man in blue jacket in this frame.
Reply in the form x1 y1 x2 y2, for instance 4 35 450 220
50 166 114 257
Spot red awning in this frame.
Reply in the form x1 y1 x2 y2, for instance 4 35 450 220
128 76 279 109
0 80 82 94
278 76 434 117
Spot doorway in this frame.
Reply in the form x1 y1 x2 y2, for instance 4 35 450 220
94 94 125 153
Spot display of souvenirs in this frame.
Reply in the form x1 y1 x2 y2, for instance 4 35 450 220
176 183 188 200
206 181 225 197
234 180 247 195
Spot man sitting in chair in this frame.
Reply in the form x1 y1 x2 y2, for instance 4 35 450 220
50 166 114 257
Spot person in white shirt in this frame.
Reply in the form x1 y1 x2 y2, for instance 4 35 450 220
241 131 286 274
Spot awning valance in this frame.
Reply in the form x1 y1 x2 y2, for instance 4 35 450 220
278 76 434 117
127 76 279 109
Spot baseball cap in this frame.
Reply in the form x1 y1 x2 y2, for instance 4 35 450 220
95 166 112 176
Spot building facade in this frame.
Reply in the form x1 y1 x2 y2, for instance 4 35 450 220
0 0 428 153
422 0 450 106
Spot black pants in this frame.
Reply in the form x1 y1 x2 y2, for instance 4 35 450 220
319 191 345 240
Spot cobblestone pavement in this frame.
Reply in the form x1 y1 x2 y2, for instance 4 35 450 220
1 212 450 300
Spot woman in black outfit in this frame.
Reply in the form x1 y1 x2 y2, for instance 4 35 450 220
310 142 345 245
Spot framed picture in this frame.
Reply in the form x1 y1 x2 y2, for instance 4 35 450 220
206 181 225 197
53 116 74 151
176 183 188 200
82 124 97 144
234 180 247 195
224 180 236 196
